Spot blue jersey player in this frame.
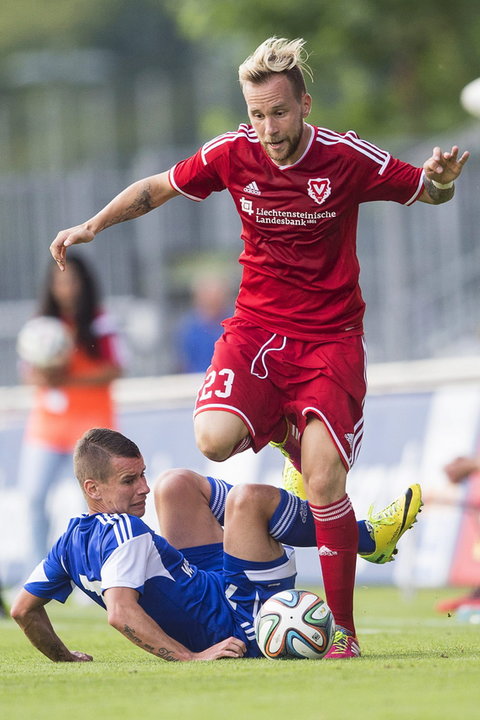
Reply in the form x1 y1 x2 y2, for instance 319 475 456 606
11 427 422 662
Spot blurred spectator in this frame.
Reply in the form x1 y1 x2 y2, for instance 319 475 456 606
444 456 480 485
17 254 126 571
176 274 233 373
436 454 480 614
0 580 7 617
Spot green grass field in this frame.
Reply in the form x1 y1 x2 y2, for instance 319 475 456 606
1 586 479 720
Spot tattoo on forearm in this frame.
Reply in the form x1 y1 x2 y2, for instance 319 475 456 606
105 184 155 229
123 624 143 644
128 186 156 216
424 178 455 204
123 625 179 661
155 648 179 662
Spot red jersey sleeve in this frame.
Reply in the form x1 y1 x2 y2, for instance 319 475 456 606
351 132 424 206
359 157 424 206
168 133 235 201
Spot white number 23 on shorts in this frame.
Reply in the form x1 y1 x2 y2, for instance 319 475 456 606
198 368 235 400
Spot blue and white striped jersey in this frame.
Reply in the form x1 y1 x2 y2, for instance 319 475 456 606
25 511 297 656
24 512 241 653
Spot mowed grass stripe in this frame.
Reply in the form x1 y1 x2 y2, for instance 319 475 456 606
1 587 479 720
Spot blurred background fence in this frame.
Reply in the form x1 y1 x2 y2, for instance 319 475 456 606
0 126 479 385
0 1 479 594
1 2 479 385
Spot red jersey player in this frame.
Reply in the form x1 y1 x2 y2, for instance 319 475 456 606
50 37 469 658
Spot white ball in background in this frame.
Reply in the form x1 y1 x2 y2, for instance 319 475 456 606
16 316 73 369
460 77 480 119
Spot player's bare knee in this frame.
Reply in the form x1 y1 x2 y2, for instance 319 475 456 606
304 462 346 505
194 427 233 462
194 411 248 462
154 468 197 504
226 484 277 518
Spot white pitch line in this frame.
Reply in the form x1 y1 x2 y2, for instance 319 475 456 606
358 617 475 629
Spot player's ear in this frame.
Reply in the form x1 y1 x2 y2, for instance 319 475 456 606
84 478 102 500
302 93 312 118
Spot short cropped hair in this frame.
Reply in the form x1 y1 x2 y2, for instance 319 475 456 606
238 37 313 100
74 428 141 486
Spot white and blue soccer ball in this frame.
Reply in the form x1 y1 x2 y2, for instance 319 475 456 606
17 316 73 369
255 589 335 660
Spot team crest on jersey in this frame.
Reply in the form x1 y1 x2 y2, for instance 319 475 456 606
307 177 331 206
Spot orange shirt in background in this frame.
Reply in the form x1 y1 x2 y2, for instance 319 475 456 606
25 314 123 452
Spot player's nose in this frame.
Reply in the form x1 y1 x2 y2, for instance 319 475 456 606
264 116 279 136
139 478 150 495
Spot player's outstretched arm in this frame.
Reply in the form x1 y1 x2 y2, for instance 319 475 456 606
419 145 470 205
104 587 246 661
50 172 179 271
10 589 93 662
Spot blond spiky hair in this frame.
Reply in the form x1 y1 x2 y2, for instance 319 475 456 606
238 37 313 96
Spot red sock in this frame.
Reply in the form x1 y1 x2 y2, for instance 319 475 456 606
309 495 358 635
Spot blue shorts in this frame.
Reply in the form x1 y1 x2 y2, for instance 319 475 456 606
183 542 296 657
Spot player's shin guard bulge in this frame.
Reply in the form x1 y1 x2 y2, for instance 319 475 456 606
359 484 423 564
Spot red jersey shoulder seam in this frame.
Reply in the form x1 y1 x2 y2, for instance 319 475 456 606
201 124 258 166
315 127 391 175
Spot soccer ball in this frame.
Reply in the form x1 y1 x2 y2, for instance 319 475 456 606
255 589 335 660
460 77 480 119
16 316 73 369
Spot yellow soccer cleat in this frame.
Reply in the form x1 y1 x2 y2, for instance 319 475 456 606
360 484 423 564
281 457 307 500
269 434 307 499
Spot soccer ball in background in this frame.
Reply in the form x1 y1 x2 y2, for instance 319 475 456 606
255 589 335 660
16 316 73 369
460 77 480 119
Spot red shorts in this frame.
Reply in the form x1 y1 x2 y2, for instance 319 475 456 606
194 317 367 470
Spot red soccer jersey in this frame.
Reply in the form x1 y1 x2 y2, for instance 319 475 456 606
168 124 424 340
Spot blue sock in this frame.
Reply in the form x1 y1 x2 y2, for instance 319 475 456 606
206 476 233 525
357 520 375 553
207 477 375 554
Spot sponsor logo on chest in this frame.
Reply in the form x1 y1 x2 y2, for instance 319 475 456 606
239 176 336 226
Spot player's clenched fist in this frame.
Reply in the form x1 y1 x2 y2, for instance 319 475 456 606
50 225 95 270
